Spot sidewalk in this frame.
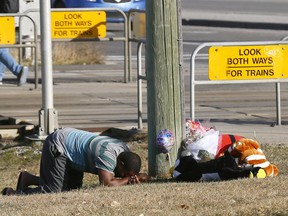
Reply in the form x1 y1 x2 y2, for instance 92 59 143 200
182 10 288 30
212 122 288 145
0 74 287 145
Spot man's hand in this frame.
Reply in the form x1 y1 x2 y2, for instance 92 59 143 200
127 175 140 184
98 169 150 186
127 173 150 184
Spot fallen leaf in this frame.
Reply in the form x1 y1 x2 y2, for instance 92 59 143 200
111 201 120 207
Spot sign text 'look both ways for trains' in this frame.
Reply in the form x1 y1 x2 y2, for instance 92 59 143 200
51 11 106 39
209 45 288 80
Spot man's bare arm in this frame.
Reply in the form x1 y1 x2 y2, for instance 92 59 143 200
98 169 130 186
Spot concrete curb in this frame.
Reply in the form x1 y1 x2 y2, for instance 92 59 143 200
182 19 288 31
181 10 288 30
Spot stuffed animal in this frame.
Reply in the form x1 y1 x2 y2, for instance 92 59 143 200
229 138 279 177
172 151 265 182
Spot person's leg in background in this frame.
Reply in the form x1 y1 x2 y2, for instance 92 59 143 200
0 61 6 85
0 48 29 86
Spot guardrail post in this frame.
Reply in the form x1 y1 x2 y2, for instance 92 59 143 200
137 41 146 129
276 82 281 125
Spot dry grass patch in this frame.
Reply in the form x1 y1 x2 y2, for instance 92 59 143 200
52 41 105 65
1 130 288 215
9 41 105 66
1 178 288 215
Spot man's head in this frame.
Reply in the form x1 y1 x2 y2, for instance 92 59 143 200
114 152 142 178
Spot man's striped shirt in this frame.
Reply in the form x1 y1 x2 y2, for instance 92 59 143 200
54 128 129 174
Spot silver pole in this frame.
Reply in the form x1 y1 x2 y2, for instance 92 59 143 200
38 0 58 137
276 82 281 125
137 42 144 129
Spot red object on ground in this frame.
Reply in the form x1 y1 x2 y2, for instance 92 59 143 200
216 134 243 158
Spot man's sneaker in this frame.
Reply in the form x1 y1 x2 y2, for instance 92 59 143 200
17 66 29 86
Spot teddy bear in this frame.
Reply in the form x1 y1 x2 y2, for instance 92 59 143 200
228 138 279 177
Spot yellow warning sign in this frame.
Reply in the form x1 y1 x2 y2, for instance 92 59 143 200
51 11 106 39
209 45 288 80
0 17 15 44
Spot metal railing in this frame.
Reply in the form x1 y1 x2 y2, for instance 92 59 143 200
52 8 130 83
127 10 146 128
136 40 146 129
24 8 131 83
127 9 145 82
128 14 288 128
190 41 288 125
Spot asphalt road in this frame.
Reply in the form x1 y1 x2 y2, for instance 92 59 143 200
1 1 288 144
182 0 288 15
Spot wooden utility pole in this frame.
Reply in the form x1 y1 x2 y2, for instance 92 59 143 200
146 0 184 177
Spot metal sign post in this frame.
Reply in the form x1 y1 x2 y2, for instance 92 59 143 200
38 0 58 137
